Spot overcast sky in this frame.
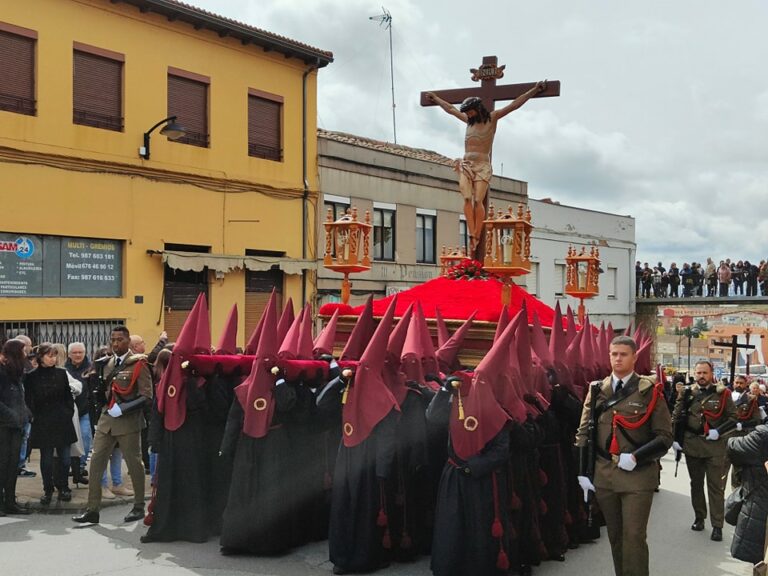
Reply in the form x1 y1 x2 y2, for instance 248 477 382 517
189 0 768 268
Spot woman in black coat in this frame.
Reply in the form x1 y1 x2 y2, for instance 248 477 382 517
727 424 768 565
0 339 32 515
24 343 77 505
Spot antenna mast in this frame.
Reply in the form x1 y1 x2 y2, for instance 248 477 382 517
369 7 396 143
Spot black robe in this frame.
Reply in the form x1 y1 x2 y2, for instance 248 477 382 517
427 391 511 576
144 376 213 543
388 389 429 561
329 410 398 573
218 384 296 555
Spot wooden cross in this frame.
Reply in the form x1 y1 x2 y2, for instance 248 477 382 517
420 55 560 111
421 56 560 260
712 335 755 385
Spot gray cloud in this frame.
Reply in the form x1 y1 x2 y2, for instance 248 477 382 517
190 0 768 267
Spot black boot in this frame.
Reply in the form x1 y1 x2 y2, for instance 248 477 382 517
72 458 89 487
40 491 53 506
58 487 72 502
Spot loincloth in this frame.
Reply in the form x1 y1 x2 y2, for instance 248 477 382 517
453 158 492 183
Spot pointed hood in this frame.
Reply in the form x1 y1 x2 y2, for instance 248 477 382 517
401 303 438 387
624 320 633 339
580 317 597 382
157 292 211 431
475 317 528 423
549 302 567 361
434 307 450 348
342 297 400 447
384 303 414 407
215 303 238 355
494 305 510 343
565 305 578 346
276 297 295 345
278 306 304 360
341 295 375 361
530 311 552 368
297 303 315 360
515 302 532 384
436 311 477 375
314 309 339 358
244 289 275 355
235 293 279 438
449 370 511 461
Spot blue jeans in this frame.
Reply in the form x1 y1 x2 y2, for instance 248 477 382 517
101 447 123 487
17 422 31 469
39 445 71 493
149 452 157 479
79 415 92 471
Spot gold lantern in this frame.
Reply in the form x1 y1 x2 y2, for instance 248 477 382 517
564 245 600 324
323 206 372 305
483 203 533 306
440 245 468 277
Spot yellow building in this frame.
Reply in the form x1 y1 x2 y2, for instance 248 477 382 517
0 0 332 350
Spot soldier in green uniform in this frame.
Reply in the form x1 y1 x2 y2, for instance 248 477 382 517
672 360 737 542
576 335 672 576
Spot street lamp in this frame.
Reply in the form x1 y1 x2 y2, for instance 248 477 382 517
139 116 186 160
686 326 701 375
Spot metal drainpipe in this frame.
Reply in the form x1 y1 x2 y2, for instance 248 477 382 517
302 59 320 304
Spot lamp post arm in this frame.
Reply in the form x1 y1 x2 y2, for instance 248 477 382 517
141 116 178 160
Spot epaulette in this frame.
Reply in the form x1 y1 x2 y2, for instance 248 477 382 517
715 383 727 394
637 376 655 393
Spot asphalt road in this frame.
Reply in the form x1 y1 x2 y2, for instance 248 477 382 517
0 452 754 576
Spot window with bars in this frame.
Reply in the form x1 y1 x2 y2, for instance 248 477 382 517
416 214 436 264
0 27 36 116
73 49 123 131
168 72 209 148
248 92 282 161
373 208 395 261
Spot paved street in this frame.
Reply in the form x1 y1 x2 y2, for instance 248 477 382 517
0 452 754 576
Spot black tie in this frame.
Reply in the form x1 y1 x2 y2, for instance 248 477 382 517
615 379 624 394
115 357 121 368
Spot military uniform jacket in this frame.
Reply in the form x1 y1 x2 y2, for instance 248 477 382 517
672 382 736 459
95 353 153 436
734 392 763 432
576 373 672 493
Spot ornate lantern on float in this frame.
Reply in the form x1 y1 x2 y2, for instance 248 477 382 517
564 245 600 324
482 203 533 306
440 245 468 277
323 206 372 305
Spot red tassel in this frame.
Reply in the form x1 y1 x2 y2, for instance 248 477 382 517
382 528 391 549
704 421 710 435
508 522 517 540
609 432 620 455
377 508 388 527
539 499 548 516
538 469 548 486
497 549 510 571
564 510 573 525
510 491 522 510
143 512 153 526
400 532 412 550
492 518 503 538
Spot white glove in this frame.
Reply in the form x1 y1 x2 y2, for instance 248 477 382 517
618 453 637 472
706 428 720 441
672 441 683 453
736 422 743 431
577 475 595 503
107 404 123 418
275 378 286 386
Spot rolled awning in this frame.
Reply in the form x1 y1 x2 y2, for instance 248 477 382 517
154 250 316 276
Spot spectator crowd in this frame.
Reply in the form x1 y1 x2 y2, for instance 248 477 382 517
636 259 768 299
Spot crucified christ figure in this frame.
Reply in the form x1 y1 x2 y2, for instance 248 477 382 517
426 80 546 254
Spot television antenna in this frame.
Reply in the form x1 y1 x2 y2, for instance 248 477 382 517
369 7 397 143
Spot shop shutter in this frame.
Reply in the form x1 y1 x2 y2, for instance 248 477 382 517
73 50 123 131
168 74 208 147
244 269 283 340
0 31 35 115
248 95 281 160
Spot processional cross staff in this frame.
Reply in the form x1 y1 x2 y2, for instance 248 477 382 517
421 55 560 260
712 335 755 385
